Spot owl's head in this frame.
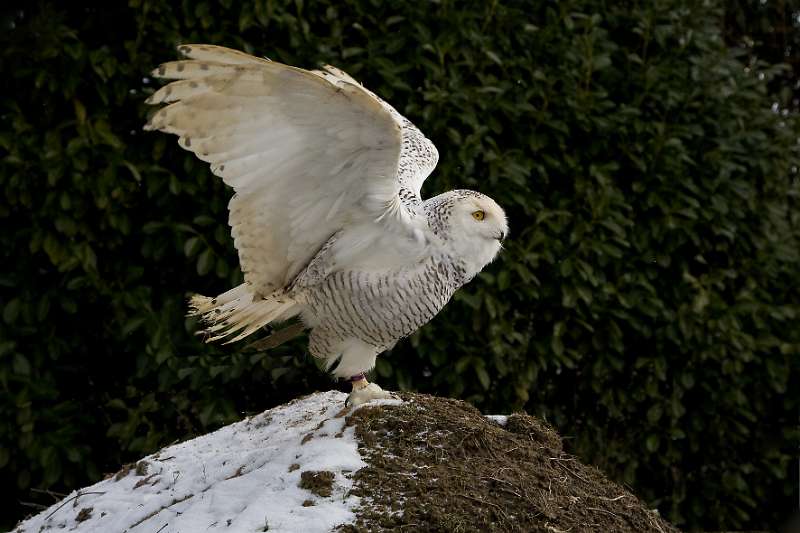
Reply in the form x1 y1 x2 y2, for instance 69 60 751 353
425 190 508 277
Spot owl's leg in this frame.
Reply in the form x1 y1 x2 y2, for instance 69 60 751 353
319 336 396 406
346 373 395 407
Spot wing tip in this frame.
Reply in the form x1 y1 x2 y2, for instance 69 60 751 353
151 64 167 78
176 43 207 56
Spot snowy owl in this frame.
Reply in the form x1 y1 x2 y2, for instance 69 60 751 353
145 45 508 405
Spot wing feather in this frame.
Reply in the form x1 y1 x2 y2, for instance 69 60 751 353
312 64 440 200
146 45 424 295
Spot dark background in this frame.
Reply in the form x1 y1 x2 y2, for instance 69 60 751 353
1 0 798 530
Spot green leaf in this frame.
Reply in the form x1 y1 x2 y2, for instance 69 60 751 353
178 368 195 380
0 341 16 357
645 434 660 453
122 160 142 182
73 98 86 124
475 365 491 390
3 299 21 324
121 317 147 337
193 215 216 227
12 354 30 375
454 356 472 374
197 248 214 276
646 404 662 423
184 237 202 258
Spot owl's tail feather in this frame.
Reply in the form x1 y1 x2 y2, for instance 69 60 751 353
188 283 302 344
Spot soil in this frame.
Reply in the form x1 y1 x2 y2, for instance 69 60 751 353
75 508 92 522
340 392 678 533
300 470 336 498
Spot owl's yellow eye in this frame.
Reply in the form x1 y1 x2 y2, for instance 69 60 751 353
472 210 486 221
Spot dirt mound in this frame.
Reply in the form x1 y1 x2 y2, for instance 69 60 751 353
14 391 678 533
341 393 677 533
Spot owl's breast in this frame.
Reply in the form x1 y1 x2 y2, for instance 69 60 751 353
304 255 465 349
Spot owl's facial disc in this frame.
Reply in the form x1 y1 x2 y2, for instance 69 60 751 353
443 194 508 277
462 197 508 243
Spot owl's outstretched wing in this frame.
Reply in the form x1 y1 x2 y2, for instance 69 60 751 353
145 45 438 296
310 64 439 201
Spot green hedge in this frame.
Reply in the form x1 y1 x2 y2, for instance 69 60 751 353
1 1 797 530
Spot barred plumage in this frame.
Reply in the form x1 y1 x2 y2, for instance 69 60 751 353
146 45 508 404
303 254 467 377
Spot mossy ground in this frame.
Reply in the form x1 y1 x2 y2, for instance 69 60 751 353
341 393 678 533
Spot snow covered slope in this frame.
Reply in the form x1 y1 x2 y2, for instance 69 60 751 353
14 391 678 533
15 391 396 533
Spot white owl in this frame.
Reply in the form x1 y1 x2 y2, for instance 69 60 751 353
145 45 508 405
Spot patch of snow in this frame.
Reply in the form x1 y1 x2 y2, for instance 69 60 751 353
360 397 403 409
485 414 508 426
15 391 393 533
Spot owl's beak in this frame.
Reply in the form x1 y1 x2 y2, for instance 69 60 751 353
494 230 507 242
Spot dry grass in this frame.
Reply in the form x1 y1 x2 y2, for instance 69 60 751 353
339 392 679 533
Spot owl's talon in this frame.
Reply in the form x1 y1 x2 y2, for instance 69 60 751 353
346 383 395 407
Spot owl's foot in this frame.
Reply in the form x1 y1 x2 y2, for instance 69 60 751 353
346 376 395 407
